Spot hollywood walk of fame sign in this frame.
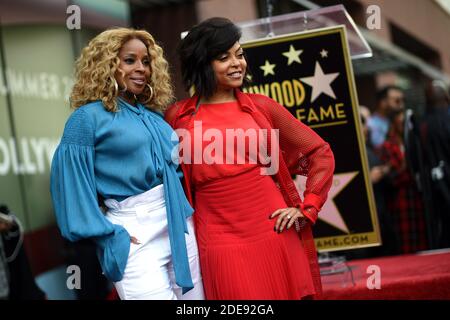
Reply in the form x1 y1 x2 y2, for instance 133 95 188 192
242 26 380 252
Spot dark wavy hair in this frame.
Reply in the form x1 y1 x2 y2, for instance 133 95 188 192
376 85 403 104
178 17 251 99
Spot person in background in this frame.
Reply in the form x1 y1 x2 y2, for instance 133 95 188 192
0 209 12 300
368 85 405 148
380 109 428 254
361 106 398 256
420 80 450 249
50 28 204 300
0 204 46 300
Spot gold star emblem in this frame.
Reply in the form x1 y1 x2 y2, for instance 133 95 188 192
300 61 339 103
259 60 276 76
282 45 303 65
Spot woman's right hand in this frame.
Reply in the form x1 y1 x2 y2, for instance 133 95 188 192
130 236 141 245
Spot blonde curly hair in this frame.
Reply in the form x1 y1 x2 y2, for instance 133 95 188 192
70 27 173 112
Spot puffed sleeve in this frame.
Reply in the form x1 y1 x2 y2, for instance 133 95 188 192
252 94 335 221
50 109 130 282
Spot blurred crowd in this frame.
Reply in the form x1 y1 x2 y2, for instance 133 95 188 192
353 80 450 259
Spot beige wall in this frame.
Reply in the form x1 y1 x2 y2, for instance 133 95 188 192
196 0 258 23
358 0 450 74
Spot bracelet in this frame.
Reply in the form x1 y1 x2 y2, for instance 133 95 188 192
294 218 301 232
294 207 308 232
294 206 317 232
294 217 308 232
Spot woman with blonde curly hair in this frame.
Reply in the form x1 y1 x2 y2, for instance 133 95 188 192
50 28 204 300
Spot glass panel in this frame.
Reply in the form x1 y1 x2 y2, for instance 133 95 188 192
238 4 372 59
1 25 74 231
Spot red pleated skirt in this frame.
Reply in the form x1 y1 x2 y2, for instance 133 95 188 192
193 166 315 300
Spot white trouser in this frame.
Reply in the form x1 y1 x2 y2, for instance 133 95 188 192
105 184 204 300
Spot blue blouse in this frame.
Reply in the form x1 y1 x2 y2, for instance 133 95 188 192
50 98 194 293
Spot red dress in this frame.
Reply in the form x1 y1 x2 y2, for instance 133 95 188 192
189 101 315 299
166 90 335 299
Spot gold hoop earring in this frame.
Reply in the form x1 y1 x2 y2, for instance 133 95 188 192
113 79 119 94
142 84 154 104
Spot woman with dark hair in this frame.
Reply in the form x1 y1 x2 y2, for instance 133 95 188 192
166 17 334 299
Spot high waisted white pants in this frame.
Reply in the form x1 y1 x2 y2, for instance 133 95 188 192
105 184 204 300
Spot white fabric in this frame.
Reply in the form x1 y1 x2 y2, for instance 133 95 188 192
105 184 204 300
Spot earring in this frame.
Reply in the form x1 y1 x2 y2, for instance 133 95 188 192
113 79 119 94
141 84 154 104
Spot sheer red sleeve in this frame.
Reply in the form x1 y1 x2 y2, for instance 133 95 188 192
251 94 335 217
